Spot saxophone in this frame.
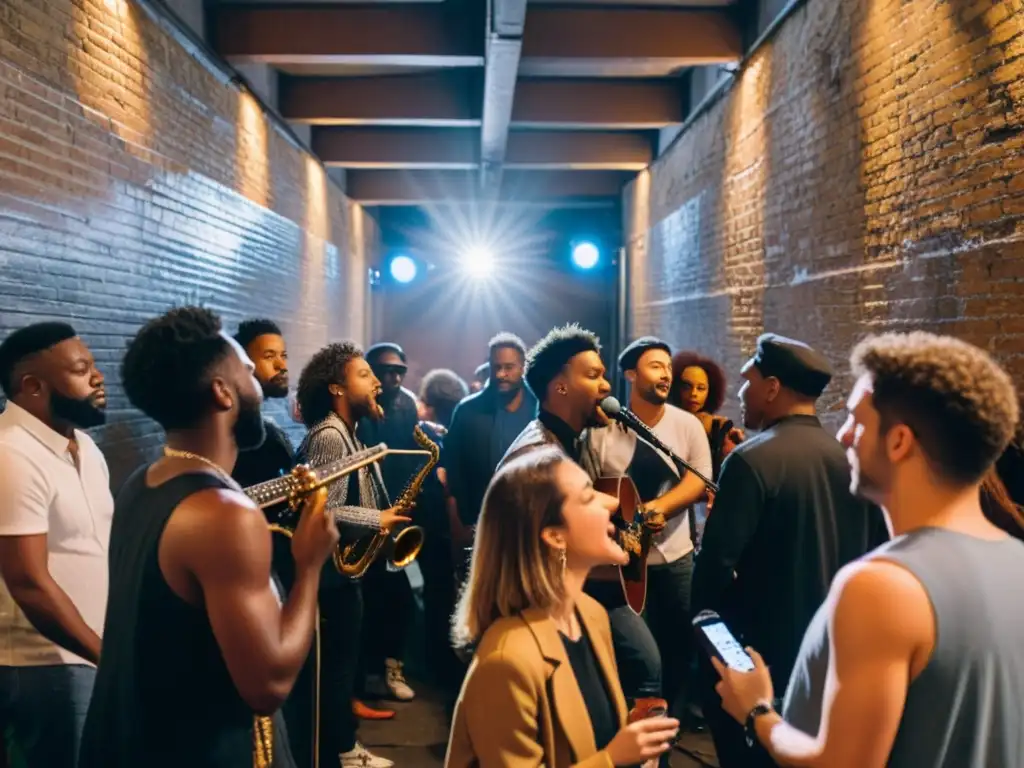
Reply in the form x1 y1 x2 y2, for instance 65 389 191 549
333 424 439 577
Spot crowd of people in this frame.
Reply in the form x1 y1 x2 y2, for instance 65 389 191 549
0 308 1022 768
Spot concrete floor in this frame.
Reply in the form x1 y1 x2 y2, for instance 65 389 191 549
360 685 719 767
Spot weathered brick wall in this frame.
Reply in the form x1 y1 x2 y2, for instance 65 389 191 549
624 0 1024 430
0 0 377 487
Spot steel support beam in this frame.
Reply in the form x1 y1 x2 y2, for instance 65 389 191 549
312 129 652 170
213 6 484 67
520 8 741 77
512 79 685 129
480 0 528 190
280 73 481 127
314 128 478 169
346 170 628 206
505 132 652 170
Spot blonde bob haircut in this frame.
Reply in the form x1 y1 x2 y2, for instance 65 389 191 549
452 446 570 650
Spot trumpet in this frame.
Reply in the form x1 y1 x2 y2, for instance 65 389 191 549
245 444 390 533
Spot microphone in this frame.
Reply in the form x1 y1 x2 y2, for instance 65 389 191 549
600 396 719 494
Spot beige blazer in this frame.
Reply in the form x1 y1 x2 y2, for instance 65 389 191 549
445 592 628 768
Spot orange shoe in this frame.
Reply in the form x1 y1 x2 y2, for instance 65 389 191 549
352 699 395 720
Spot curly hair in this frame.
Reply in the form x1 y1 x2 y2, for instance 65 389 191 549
296 341 363 427
419 368 469 426
524 324 601 401
121 306 232 430
670 351 727 414
851 331 1019 485
488 332 527 362
234 318 282 352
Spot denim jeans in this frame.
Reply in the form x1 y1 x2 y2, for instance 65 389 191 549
585 580 662 700
646 552 694 720
0 663 95 768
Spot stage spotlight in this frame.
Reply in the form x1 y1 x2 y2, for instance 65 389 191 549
389 255 418 284
572 242 600 270
460 247 495 279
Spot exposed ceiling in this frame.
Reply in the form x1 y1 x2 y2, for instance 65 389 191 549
210 0 743 208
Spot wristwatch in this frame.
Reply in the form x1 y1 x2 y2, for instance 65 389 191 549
744 701 773 748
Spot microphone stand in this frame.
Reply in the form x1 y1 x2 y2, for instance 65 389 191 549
610 409 720 554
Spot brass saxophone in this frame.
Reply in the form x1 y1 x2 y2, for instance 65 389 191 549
333 424 439 577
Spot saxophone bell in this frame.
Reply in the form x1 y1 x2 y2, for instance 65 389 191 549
334 425 440 578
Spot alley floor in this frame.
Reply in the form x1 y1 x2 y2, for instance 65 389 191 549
360 685 719 767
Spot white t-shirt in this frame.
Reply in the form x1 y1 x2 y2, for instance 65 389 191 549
588 404 712 564
0 402 113 667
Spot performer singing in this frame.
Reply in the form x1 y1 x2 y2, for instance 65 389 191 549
499 325 664 714
294 342 410 768
447 447 679 768
79 307 339 768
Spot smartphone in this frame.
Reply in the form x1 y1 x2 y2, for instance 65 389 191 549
692 610 756 672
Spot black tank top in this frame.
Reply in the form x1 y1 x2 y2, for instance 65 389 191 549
80 467 287 768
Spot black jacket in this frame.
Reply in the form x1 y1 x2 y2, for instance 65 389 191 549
692 414 891 692
444 384 536 526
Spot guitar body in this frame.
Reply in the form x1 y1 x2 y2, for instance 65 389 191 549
594 475 652 615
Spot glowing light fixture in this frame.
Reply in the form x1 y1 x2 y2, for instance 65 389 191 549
389 255 418 284
460 247 495 279
572 241 600 270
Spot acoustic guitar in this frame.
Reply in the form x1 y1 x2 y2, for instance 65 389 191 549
595 475 653 615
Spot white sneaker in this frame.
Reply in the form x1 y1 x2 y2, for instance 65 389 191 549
385 658 415 701
339 742 394 768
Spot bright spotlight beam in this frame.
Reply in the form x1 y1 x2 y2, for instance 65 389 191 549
461 247 495 280
572 242 600 270
389 255 418 284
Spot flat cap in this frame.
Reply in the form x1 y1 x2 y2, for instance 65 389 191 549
618 336 671 372
744 333 832 397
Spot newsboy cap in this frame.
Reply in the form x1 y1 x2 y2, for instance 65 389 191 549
618 336 671 373
743 333 833 397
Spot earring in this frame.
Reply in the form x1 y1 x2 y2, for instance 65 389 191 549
557 386 567 396
558 547 567 578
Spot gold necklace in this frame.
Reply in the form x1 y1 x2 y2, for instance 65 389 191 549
163 447 232 483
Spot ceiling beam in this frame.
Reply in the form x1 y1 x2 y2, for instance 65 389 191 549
480 0 528 189
312 128 652 171
520 8 742 77
505 132 652 171
314 128 478 169
346 170 628 206
280 73 481 127
512 80 684 129
213 6 484 67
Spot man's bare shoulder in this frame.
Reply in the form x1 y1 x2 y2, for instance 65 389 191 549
171 486 266 535
829 558 933 651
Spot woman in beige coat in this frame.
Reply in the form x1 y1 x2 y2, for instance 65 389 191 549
446 447 678 768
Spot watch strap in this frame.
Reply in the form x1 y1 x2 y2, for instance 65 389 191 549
744 701 773 748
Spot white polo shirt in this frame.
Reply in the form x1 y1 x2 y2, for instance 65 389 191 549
588 404 712 564
0 402 113 667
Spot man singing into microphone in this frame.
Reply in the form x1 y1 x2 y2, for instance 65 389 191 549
588 337 712 736
499 325 664 713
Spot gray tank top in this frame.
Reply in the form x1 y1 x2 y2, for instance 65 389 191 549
783 527 1024 767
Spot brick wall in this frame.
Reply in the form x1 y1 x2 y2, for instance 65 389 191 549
0 0 378 488
624 0 1024 430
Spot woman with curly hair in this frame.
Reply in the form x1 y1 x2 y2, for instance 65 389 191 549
668 352 743 482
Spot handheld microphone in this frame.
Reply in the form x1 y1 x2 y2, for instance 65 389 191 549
600 396 719 494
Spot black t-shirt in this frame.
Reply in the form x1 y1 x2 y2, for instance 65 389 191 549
232 418 295 490
560 628 618 753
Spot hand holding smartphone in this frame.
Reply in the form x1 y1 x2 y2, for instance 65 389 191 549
692 610 756 672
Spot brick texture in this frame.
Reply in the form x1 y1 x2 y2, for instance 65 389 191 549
0 0 377 488
624 0 1024 430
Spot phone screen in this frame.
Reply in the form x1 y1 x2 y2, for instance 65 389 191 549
700 621 755 672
